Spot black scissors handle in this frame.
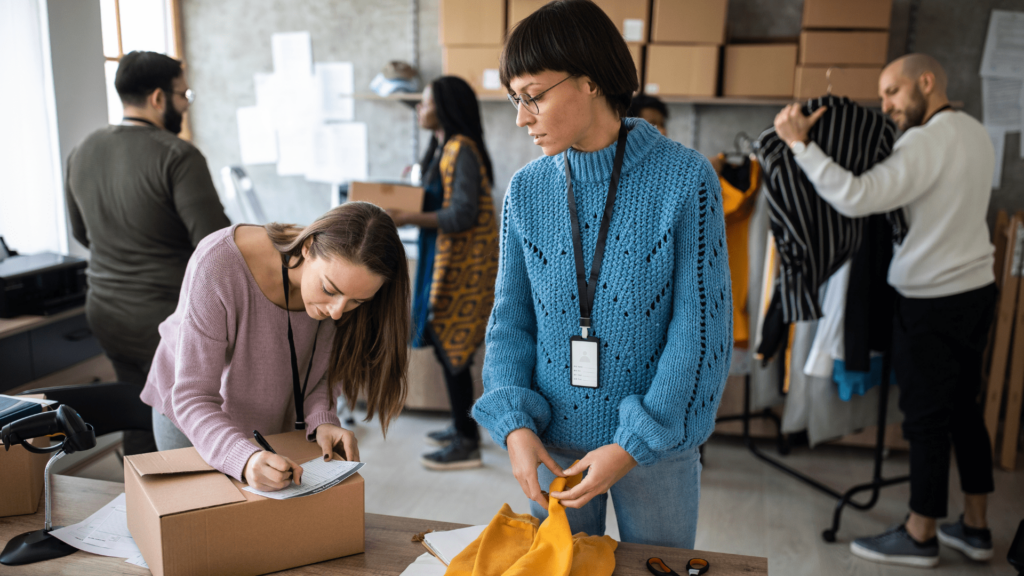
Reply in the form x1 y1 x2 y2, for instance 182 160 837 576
647 557 710 576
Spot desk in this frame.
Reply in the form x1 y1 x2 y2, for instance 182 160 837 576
0 476 768 575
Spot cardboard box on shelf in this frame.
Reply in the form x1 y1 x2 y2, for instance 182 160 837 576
125 431 364 576
799 31 889 66
723 44 798 98
802 0 893 30
651 0 728 45
794 65 883 101
627 43 644 85
0 395 50 518
348 181 425 213
439 0 505 45
509 0 649 42
442 45 506 97
644 44 719 97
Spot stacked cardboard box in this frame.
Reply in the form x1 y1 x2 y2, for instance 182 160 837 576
645 0 728 97
722 42 799 98
440 0 506 96
794 0 893 100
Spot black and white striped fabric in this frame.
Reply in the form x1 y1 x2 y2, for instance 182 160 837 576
755 95 907 323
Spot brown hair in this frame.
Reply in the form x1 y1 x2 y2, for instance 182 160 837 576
265 202 410 434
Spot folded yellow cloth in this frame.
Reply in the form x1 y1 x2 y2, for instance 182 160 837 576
445 468 617 576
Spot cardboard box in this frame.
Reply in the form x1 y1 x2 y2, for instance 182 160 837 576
442 45 506 97
723 44 798 98
439 0 505 45
802 0 893 30
125 431 364 576
509 0 649 42
348 181 425 213
651 0 728 45
799 31 889 66
794 65 883 101
627 43 644 85
0 395 50 518
644 44 719 97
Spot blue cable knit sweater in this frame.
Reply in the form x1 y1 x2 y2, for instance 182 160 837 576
472 118 733 467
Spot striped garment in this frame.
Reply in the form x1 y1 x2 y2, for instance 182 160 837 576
755 95 907 323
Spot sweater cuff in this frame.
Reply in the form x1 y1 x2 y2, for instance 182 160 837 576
305 410 342 442
224 438 261 482
614 428 658 467
487 411 539 450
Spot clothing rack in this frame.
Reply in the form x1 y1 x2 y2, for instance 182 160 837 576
714 351 910 542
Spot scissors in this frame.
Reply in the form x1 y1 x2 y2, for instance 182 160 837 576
647 557 710 576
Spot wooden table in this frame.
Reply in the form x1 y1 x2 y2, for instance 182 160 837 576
0 476 768 575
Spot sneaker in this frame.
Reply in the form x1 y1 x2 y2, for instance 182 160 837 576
420 435 482 471
424 425 458 447
938 515 994 561
850 524 939 568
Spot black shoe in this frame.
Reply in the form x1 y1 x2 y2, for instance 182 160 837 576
424 425 458 447
938 515 993 562
850 524 939 568
420 435 482 471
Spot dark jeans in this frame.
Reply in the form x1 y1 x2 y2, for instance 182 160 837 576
892 283 997 519
106 353 158 456
428 330 479 441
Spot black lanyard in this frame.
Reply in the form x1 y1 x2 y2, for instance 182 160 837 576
282 261 321 430
122 116 157 127
565 122 628 338
924 104 953 124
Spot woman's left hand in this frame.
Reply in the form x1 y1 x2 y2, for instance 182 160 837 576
314 423 360 462
385 209 407 227
549 444 637 509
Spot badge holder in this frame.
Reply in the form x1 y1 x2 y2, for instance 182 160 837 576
570 325 600 389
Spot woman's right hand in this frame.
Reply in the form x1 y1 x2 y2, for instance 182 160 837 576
506 428 565 508
243 450 303 492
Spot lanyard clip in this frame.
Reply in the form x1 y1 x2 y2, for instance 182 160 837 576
580 317 591 340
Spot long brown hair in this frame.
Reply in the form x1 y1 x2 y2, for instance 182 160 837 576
265 202 410 434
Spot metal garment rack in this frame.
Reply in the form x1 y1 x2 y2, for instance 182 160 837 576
714 351 910 542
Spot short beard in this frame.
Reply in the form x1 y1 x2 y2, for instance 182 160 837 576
899 86 928 130
162 95 183 135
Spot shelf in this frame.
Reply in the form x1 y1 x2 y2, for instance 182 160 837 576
352 91 884 107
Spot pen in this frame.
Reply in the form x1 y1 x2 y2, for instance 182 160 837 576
253 429 276 453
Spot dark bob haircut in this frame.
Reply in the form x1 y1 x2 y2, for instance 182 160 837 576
115 51 183 107
627 95 669 120
500 0 638 117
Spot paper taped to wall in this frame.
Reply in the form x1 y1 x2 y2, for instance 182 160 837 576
306 123 369 183
980 10 1024 79
982 76 1023 132
236 106 278 165
271 31 313 76
316 62 355 121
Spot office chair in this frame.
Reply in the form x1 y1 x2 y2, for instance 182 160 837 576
221 166 268 224
17 382 150 440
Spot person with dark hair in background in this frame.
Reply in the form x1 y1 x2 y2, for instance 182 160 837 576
626 94 669 136
472 0 731 549
387 76 499 471
65 50 229 456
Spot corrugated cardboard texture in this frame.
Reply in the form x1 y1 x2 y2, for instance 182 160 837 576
507 0 547 32
645 44 719 97
129 446 217 476
799 31 890 66
348 181 426 213
0 394 50 518
651 0 728 45
509 0 649 42
802 0 893 30
724 44 798 97
439 0 504 46
442 46 505 96
794 65 883 100
627 43 644 85
125 460 166 575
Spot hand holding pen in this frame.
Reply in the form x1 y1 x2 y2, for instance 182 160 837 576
243 430 304 492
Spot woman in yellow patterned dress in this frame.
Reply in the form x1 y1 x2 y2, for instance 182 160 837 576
386 76 499 470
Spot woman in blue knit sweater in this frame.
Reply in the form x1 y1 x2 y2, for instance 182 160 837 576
471 0 732 548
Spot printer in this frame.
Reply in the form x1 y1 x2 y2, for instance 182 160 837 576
0 252 88 318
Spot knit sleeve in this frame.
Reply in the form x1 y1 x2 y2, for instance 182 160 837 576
472 189 552 448
613 158 733 466
436 146 482 234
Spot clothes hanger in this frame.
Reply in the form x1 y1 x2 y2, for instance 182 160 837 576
723 132 754 165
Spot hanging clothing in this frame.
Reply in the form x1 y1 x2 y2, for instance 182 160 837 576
716 154 762 347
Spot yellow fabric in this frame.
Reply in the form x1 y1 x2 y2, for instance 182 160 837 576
429 136 500 371
445 468 617 576
717 154 762 347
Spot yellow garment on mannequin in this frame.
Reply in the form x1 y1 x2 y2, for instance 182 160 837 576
716 153 762 348
444 468 617 576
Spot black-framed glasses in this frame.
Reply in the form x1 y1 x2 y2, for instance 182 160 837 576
507 76 574 115
169 88 195 104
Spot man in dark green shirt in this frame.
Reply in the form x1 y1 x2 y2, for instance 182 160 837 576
65 51 229 455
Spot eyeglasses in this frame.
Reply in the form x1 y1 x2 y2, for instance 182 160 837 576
169 88 195 104
507 76 574 115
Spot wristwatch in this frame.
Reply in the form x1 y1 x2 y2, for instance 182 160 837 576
789 140 807 155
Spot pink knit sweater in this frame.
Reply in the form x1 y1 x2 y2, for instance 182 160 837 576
142 225 340 480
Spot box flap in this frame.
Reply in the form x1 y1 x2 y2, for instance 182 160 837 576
126 447 247 517
127 446 217 476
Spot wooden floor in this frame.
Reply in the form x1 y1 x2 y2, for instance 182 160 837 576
72 408 1024 575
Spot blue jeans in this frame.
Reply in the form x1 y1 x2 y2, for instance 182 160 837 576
531 445 701 548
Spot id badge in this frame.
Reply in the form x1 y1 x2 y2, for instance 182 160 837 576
570 335 600 388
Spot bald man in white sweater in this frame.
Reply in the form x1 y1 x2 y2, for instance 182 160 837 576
775 54 997 569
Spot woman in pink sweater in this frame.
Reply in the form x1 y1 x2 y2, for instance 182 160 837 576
142 203 410 492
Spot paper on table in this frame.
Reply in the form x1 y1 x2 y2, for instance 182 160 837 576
399 552 448 576
237 106 278 165
126 553 149 568
982 76 1023 132
988 126 1006 189
980 10 1024 79
305 123 368 183
271 31 313 77
244 456 364 500
50 493 141 559
422 524 487 565
315 62 355 121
